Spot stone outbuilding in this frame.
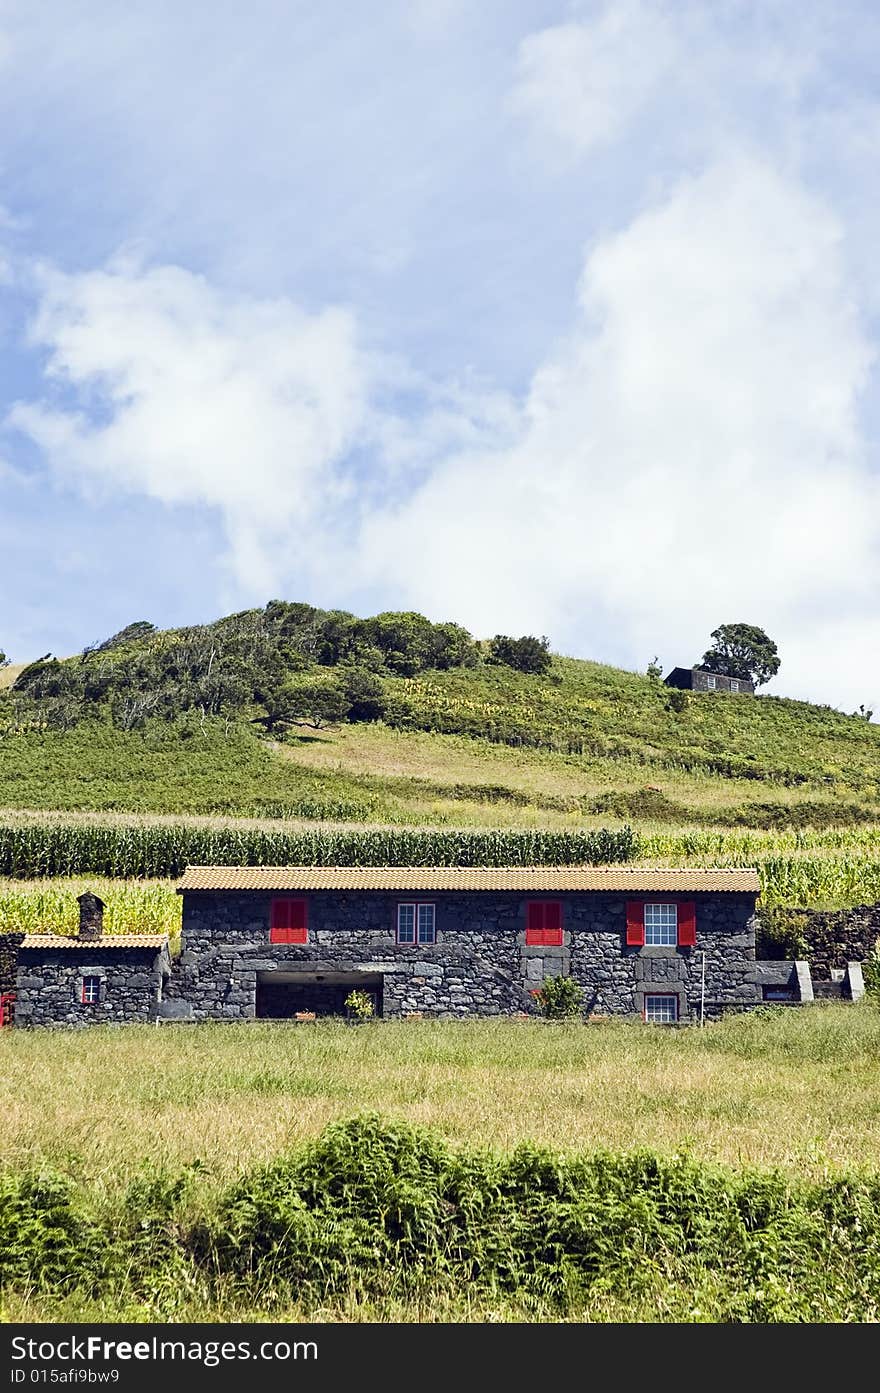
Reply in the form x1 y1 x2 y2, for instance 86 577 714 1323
14 892 171 1029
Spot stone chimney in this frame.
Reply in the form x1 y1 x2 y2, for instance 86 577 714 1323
77 892 105 941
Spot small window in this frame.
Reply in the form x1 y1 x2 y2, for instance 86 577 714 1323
644 903 678 946
270 899 308 944
81 975 102 1005
398 903 435 945
706 675 717 690
526 902 563 946
644 994 678 1024
730 679 739 693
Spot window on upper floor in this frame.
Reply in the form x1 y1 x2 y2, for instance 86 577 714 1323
525 901 563 946
730 679 740 692
644 902 678 946
397 903 435 945
706 675 717 689
626 901 697 948
270 899 308 944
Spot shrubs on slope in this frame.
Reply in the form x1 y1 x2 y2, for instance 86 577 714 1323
2 1116 880 1321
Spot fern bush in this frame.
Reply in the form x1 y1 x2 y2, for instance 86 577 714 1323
533 976 584 1020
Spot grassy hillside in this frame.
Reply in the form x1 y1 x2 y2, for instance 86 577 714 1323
5 598 880 824
2 603 880 909
3 647 880 824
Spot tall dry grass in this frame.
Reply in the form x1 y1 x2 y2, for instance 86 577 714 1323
2 1008 878 1194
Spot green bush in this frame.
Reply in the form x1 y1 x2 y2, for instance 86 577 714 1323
533 976 584 1019
344 990 375 1020
487 635 552 675
5 1117 880 1319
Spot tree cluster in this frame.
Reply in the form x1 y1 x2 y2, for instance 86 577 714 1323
1 603 556 735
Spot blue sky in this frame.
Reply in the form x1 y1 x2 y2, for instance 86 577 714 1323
2 0 880 711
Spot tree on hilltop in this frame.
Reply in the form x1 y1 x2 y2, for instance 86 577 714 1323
700 623 780 688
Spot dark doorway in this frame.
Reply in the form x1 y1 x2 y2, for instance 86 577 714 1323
255 971 383 1019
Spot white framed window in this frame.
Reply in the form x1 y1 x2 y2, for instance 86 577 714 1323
397 903 436 945
645 994 678 1024
644 902 678 946
81 975 102 1004
706 675 717 690
730 679 739 692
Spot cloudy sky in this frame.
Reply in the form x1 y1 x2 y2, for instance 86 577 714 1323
2 0 879 711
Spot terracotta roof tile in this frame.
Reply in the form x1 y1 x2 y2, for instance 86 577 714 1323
20 934 169 949
176 865 760 894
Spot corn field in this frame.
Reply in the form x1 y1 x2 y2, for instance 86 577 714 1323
0 822 638 879
0 879 180 938
641 827 880 905
0 821 877 912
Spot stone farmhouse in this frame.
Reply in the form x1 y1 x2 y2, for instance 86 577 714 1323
7 866 864 1029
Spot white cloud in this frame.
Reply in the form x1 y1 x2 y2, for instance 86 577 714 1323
355 156 880 709
512 2 681 157
8 260 374 596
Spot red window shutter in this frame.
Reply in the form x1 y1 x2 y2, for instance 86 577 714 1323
526 902 544 945
543 901 563 946
625 901 644 946
270 899 307 943
677 901 696 947
289 899 308 945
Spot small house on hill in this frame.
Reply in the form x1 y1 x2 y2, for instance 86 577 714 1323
664 667 754 695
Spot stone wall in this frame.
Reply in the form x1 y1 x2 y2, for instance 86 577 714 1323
0 933 23 998
175 890 759 1021
689 669 754 694
15 946 171 1028
757 904 880 981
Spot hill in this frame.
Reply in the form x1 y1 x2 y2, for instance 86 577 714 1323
2 601 880 831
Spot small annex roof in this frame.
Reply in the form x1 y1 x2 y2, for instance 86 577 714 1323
176 865 760 894
20 934 169 949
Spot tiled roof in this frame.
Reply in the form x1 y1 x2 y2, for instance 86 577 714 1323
176 866 760 893
20 934 169 950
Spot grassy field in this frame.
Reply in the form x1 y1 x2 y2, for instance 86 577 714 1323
2 1008 878 1190
3 1008 880 1323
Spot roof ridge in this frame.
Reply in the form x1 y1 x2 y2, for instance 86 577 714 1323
179 863 759 871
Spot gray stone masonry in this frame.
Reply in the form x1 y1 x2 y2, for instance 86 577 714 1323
753 959 813 1002
173 889 760 1021
844 962 865 1001
16 944 172 1028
